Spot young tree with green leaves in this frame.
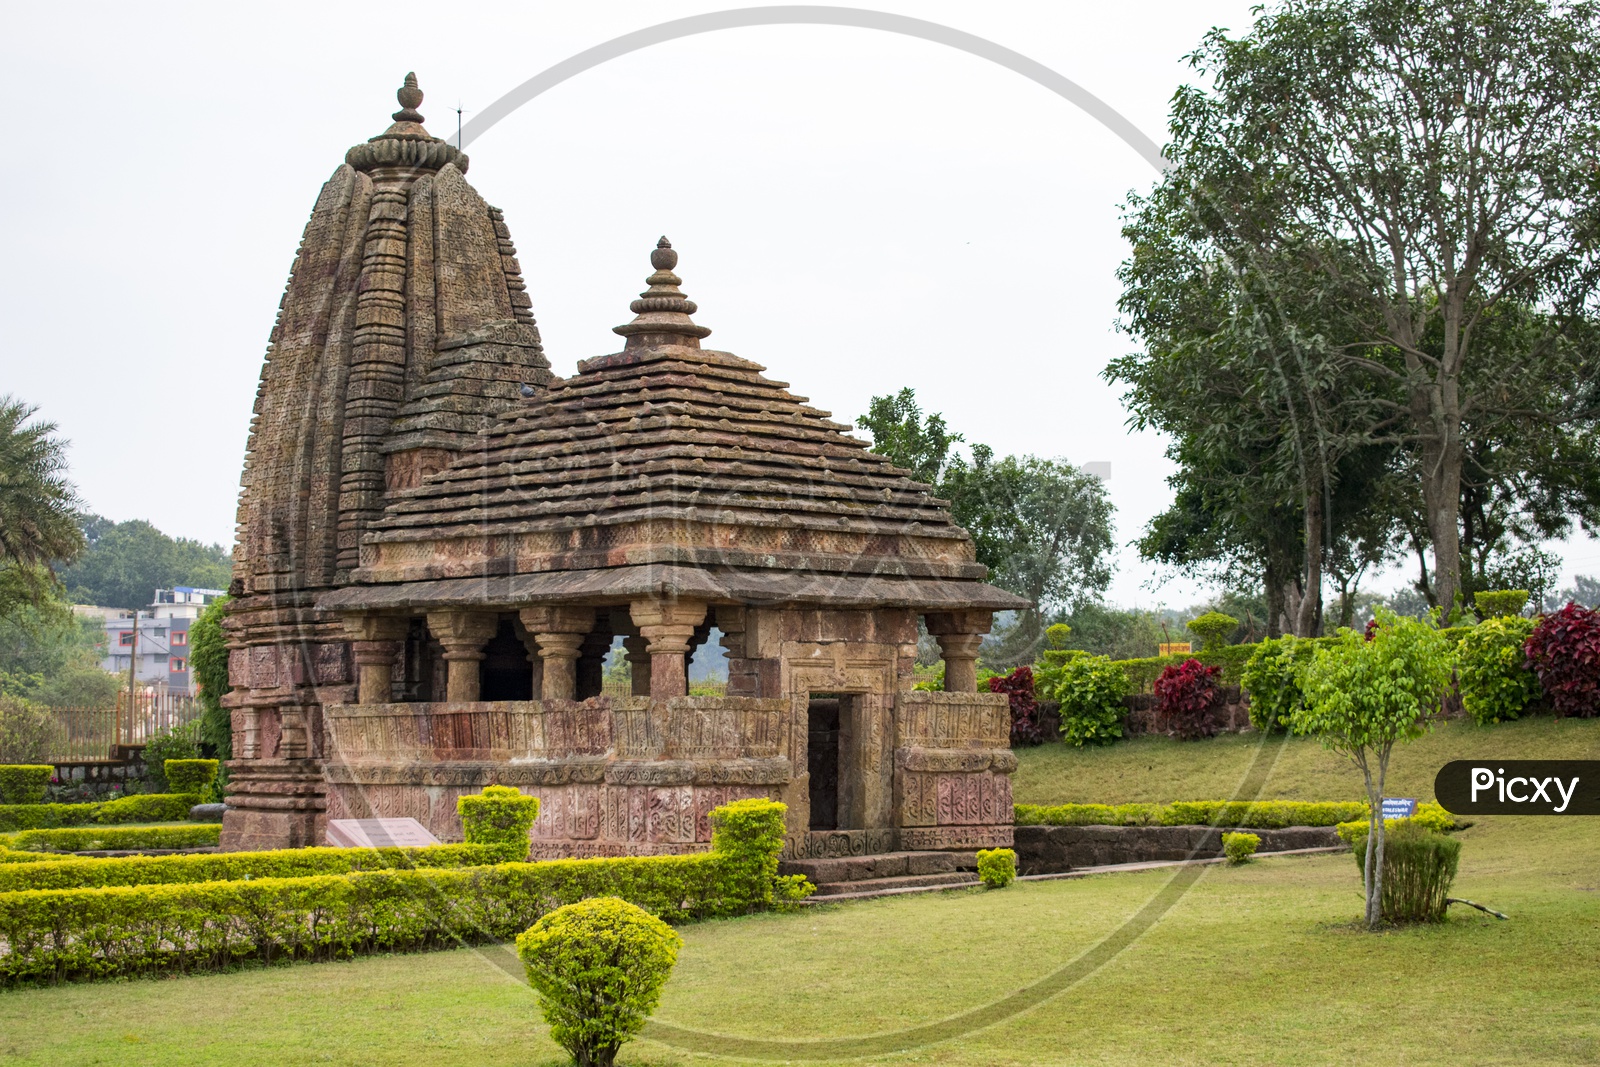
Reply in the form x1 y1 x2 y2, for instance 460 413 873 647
1294 609 1453 928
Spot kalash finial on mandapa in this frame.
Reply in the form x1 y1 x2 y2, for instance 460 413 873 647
612 237 714 349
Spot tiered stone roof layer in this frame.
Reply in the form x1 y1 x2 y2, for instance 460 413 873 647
320 241 1024 613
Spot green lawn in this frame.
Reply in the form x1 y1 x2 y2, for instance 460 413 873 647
1013 713 1600 805
3 717 1596 1065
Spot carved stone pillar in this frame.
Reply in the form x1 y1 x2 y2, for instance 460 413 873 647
279 705 313 760
342 615 409 705
520 606 595 703
623 636 652 697
514 625 545 701
630 599 707 702
237 707 262 759
426 611 497 702
925 611 994 694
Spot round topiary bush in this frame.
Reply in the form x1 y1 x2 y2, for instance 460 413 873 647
516 897 683 1067
976 847 1017 888
1186 611 1238 653
1222 831 1260 864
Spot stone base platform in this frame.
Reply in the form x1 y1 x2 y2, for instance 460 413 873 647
781 849 981 897
220 759 327 852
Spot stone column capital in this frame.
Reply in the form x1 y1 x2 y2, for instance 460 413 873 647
519 605 595 635
628 597 707 632
426 611 497 653
340 613 410 643
923 610 994 637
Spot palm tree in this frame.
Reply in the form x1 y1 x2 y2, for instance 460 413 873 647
0 396 84 598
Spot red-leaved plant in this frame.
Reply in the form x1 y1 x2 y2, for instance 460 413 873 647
1524 602 1600 718
1153 658 1223 739
989 666 1044 746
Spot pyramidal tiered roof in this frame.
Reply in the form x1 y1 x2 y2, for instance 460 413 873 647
321 240 1024 612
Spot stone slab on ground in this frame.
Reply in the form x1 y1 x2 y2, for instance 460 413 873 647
1013 824 1342 875
325 818 440 849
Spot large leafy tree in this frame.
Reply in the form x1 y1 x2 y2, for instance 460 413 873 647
0 397 84 617
61 516 232 610
856 391 1115 658
1133 0 1600 616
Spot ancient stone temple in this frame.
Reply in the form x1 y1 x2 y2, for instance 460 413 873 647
222 75 1025 860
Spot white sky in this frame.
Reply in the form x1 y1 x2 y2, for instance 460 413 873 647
3 1 1595 609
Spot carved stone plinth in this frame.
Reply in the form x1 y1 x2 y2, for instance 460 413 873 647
220 759 328 851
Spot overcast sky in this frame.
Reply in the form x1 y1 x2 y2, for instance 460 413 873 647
4 1 1595 608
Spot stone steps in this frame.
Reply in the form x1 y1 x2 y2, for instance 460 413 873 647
779 849 976 887
810 871 979 897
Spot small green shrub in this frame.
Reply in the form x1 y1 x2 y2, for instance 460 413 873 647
1456 616 1541 724
0 765 52 805
516 897 683 1067
1348 820 1462 923
164 760 218 794
1474 590 1529 619
141 725 200 792
1037 654 1128 746
11 824 220 852
457 785 539 861
1240 636 1315 733
772 873 816 910
94 793 202 824
1187 611 1238 652
976 847 1017 888
1222 831 1260 863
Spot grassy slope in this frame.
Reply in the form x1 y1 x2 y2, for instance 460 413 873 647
1012 714 1600 805
2 718 1596 1065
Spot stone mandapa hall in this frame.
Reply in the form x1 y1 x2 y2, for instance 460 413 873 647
220 74 1025 861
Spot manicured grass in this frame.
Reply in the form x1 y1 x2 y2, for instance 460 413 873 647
1013 714 1600 805
1 812 1594 1065
3 719 1594 1064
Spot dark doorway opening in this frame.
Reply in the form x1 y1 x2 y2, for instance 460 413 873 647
807 696 842 831
479 617 533 701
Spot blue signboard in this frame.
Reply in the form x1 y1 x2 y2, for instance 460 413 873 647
1381 797 1418 820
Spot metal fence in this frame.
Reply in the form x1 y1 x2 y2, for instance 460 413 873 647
41 690 204 762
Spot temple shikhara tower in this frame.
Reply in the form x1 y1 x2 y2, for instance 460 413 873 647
222 75 1024 860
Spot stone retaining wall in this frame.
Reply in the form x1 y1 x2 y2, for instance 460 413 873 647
1013 823 1342 874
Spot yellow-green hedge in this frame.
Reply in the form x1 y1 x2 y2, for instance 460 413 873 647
1015 799 1368 828
0 843 506 892
8 825 221 853
0 793 201 832
0 799 793 985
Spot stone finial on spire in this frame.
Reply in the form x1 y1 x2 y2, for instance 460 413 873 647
346 72 467 174
393 72 425 124
613 236 713 348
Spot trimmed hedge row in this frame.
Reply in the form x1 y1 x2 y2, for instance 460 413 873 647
0 766 53 805
7 825 221 853
0 799 791 985
0 843 507 892
0 794 202 832
1014 799 1368 829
